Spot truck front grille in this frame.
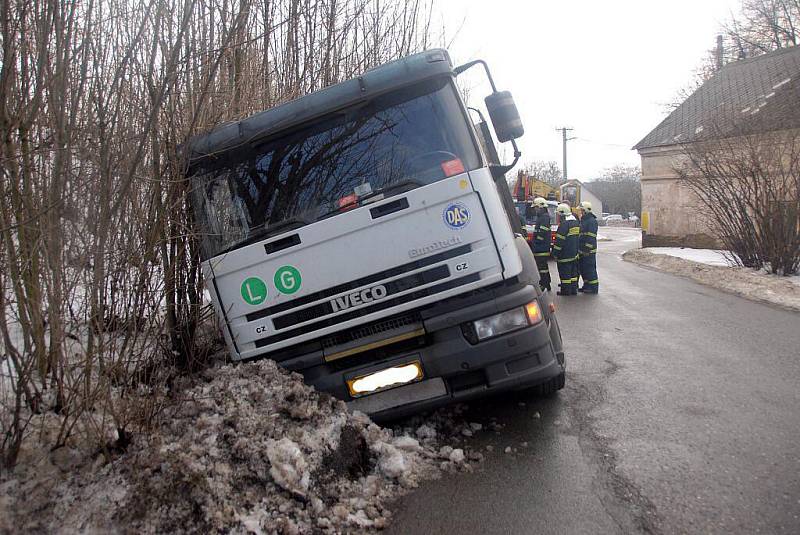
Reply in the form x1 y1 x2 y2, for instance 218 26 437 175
272 264 448 330
253 273 480 348
321 312 422 349
246 244 472 323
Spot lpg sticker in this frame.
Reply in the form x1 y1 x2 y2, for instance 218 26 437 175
241 277 267 305
274 265 302 295
442 202 470 229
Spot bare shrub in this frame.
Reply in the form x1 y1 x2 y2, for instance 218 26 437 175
0 0 438 469
676 129 800 275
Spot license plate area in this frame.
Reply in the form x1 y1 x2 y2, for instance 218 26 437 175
346 360 424 398
347 377 447 415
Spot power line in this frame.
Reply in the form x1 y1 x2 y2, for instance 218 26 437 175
573 137 632 149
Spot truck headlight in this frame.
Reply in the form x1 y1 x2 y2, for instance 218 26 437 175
463 302 543 343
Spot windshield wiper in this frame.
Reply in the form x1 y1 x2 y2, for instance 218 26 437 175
317 179 425 221
220 216 310 255
357 178 425 203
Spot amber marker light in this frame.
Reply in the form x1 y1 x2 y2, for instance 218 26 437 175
525 301 543 324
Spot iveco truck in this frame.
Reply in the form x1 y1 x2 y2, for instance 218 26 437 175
186 49 565 418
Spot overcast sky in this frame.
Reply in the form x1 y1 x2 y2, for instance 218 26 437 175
437 0 742 179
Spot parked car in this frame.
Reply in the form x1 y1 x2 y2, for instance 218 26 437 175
604 214 624 222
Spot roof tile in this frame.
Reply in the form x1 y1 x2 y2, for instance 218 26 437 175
635 46 800 150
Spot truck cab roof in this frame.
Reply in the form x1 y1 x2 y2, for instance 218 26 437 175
185 49 455 168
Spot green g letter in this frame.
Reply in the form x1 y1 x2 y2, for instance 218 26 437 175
274 265 301 295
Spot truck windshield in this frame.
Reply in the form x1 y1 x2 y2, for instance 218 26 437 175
190 77 480 259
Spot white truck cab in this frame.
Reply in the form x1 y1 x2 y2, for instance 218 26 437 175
187 49 565 418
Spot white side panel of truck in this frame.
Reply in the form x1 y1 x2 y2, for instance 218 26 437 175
466 167 523 279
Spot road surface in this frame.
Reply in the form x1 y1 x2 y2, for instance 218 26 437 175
388 227 800 534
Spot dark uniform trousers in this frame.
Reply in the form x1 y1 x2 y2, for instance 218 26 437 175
578 253 598 292
557 256 578 294
578 212 599 293
532 211 552 291
553 216 580 295
535 253 551 291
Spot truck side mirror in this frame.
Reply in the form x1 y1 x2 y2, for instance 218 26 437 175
485 91 524 143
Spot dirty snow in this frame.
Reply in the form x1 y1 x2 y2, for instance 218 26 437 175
644 247 800 288
624 249 800 312
644 247 739 267
0 359 483 534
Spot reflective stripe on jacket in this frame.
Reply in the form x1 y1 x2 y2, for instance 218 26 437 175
533 211 551 254
553 214 579 262
579 212 598 255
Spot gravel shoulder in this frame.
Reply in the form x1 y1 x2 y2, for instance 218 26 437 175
623 248 800 312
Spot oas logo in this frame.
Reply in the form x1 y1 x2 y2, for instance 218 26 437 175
443 202 470 229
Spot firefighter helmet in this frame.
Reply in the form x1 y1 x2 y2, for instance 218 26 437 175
556 203 571 216
533 197 547 208
580 201 593 212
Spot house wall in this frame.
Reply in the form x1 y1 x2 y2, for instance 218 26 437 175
580 187 603 216
638 145 719 248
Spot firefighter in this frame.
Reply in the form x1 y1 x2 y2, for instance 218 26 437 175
578 201 599 294
553 203 580 296
531 197 551 291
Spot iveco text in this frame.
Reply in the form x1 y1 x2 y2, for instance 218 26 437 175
331 285 388 313
187 49 565 418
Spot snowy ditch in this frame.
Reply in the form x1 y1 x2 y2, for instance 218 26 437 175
0 358 493 534
623 248 800 312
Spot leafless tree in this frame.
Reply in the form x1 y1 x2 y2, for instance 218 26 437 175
589 166 642 217
668 1 798 110
0 0 438 469
675 128 800 274
725 0 800 57
518 161 563 187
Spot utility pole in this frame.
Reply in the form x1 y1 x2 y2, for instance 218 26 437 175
556 127 576 181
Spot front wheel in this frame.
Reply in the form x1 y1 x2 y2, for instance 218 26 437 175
536 372 565 397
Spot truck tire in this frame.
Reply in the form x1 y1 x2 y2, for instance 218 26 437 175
536 372 565 397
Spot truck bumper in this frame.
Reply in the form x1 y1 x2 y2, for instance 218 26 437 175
301 283 565 420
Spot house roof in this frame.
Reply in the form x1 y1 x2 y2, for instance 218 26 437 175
634 46 800 150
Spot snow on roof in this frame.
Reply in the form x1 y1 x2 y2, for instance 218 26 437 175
773 77 791 89
635 46 800 150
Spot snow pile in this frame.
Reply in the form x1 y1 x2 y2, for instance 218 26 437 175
623 248 800 312
643 247 738 267
390 404 495 468
0 359 476 534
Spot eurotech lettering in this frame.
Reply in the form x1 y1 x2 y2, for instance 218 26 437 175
408 235 462 258
330 284 388 313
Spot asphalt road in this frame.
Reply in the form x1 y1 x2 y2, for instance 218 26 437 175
388 227 800 535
